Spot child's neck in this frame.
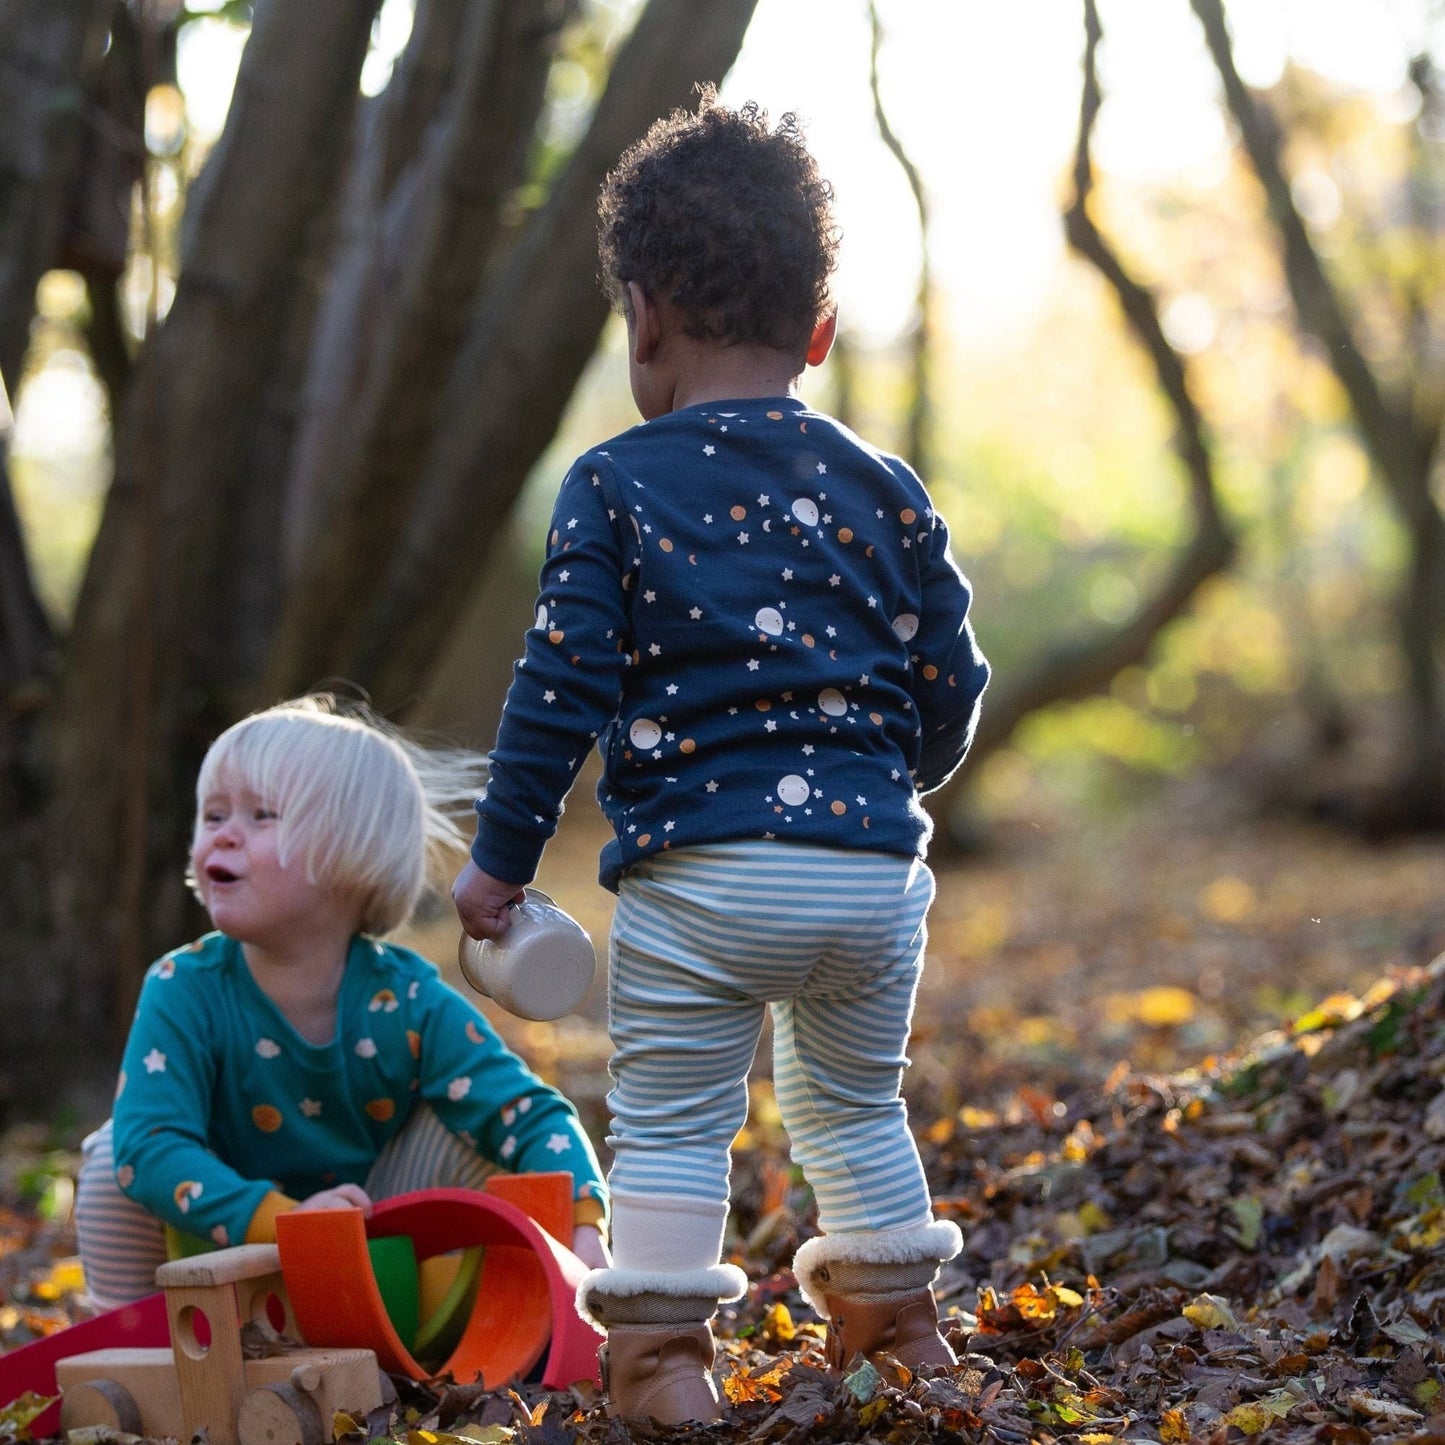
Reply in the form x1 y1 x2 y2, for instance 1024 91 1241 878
667 340 803 413
242 923 355 1046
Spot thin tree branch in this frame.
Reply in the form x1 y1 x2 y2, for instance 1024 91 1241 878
1188 0 1439 520
942 0 1235 785
867 0 930 473
1189 0 1445 816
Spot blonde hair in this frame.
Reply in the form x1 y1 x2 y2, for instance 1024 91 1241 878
192 696 487 936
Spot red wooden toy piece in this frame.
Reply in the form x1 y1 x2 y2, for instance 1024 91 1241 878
0 1292 170 1438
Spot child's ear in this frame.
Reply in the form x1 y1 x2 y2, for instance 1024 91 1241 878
626 282 662 366
805 311 838 368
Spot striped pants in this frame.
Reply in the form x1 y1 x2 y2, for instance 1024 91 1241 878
607 841 936 1244
75 1105 498 1310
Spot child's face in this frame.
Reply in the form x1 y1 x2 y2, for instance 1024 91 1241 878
191 781 354 950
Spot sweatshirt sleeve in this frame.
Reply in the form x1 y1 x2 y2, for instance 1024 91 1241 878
111 957 277 1248
472 459 632 884
412 973 607 1218
909 504 990 794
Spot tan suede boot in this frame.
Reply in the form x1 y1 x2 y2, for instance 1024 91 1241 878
792 1222 962 1379
816 1267 956 1375
580 1265 748 1427
599 1317 722 1426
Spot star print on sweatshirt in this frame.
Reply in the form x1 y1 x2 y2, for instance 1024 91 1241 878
473 397 989 892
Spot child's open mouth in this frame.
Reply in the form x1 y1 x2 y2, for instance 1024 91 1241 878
206 864 240 883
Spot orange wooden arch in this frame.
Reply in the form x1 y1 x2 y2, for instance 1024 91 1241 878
275 1186 601 1390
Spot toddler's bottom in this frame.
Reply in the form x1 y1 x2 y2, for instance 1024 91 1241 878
74 1105 498 1310
606 841 937 1272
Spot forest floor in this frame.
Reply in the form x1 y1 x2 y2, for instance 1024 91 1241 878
2 768 1444 1443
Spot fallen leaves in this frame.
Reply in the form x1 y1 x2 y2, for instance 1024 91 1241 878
1 881 1444 1441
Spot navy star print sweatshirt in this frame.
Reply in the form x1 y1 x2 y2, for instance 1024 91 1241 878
472 397 989 892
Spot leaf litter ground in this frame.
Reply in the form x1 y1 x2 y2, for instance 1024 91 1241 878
3 785 1444 1443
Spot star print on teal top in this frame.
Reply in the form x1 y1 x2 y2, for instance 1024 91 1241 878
111 932 605 1244
474 397 989 892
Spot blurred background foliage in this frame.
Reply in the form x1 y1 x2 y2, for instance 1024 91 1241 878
2 0 1443 1123
11 0 1441 837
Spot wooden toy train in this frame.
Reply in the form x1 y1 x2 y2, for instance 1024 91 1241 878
0 1176 601 1445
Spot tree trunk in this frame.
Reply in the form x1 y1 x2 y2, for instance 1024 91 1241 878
283 0 762 708
1189 0 1445 824
0 0 114 389
0 0 119 1117
0 0 763 1122
267 0 577 694
44 0 384 1082
867 0 931 475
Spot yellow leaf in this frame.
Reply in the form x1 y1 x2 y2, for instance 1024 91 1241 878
457 1429 514 1444
765 1301 795 1342
31 1259 86 1302
1135 986 1197 1028
1182 1293 1239 1330
331 1411 364 1439
0 1391 58 1433
858 1398 890 1427
1160 1409 1190 1443
1223 1403 1277 1435
1224 1387 1304 1433
1050 1285 1084 1309
1198 876 1255 923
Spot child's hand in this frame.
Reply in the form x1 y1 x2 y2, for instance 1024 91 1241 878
571 1222 610 1270
295 1183 372 1215
452 860 527 941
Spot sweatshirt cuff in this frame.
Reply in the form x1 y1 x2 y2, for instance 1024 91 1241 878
244 1189 298 1244
573 1196 607 1229
470 812 550 885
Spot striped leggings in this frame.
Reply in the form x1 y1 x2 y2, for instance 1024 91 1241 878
607 841 936 1239
75 1105 498 1310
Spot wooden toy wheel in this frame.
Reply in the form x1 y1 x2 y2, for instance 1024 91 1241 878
238 1382 324 1445
58 1378 144 1436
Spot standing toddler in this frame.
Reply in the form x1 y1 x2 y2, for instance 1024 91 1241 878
454 93 988 1425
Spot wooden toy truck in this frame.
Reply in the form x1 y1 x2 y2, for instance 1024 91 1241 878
55 1244 384 1445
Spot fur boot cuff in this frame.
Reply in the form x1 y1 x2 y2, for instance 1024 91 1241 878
576 1262 749 1330
792 1220 963 1317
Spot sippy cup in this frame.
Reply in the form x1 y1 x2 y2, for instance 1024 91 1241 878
457 888 596 1021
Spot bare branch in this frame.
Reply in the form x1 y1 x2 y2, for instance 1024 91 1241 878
1189 0 1438 516
941 0 1235 786
1189 0 1445 816
867 0 931 472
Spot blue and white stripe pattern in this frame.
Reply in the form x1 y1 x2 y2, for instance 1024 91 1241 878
606 840 937 1235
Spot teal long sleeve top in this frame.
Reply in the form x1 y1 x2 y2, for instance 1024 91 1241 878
111 932 605 1245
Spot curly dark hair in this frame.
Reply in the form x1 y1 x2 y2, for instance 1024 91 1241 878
598 89 840 354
